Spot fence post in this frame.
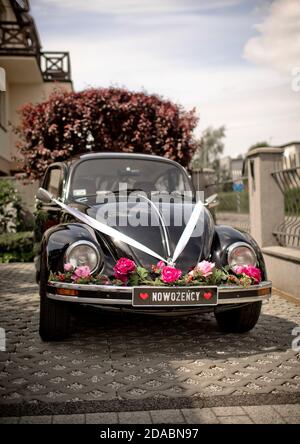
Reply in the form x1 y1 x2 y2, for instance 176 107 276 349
246 147 284 247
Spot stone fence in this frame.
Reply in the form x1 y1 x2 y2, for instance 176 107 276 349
192 149 300 299
246 147 300 298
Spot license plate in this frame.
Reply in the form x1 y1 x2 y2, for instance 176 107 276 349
132 286 218 307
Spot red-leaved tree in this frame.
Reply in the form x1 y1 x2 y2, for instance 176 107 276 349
15 88 198 181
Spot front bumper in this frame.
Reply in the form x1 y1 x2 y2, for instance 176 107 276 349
47 280 272 309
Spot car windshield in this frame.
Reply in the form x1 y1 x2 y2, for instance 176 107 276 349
70 157 192 201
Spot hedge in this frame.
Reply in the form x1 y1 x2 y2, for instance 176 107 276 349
0 231 34 263
216 191 249 214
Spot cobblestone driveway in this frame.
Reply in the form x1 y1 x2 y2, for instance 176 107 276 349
0 263 300 416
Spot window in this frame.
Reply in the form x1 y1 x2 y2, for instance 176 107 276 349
71 158 192 201
45 167 62 198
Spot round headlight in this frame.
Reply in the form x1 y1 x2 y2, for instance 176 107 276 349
227 242 257 267
65 241 101 273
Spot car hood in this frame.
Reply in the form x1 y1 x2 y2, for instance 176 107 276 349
75 201 215 271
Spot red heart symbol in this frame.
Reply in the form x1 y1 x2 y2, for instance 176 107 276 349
139 292 149 300
203 291 212 300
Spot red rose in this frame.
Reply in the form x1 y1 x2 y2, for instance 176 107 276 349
113 258 136 282
161 266 182 283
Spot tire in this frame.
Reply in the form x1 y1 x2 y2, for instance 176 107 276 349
214 301 262 333
39 253 70 341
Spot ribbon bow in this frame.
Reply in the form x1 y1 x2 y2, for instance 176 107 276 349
47 192 203 266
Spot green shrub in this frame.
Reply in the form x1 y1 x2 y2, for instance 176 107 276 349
0 179 22 233
217 191 249 213
0 179 34 233
284 187 300 215
0 231 34 263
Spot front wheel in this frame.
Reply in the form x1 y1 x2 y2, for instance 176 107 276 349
214 301 262 333
39 254 70 341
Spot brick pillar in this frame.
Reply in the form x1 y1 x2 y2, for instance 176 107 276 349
246 147 284 247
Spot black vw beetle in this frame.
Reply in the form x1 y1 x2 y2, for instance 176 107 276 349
35 153 271 340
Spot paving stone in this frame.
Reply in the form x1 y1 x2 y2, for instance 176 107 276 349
19 416 52 424
0 417 19 424
243 406 285 424
86 412 118 424
150 409 185 424
52 414 85 424
118 411 152 424
272 404 300 417
212 406 245 416
1 263 300 410
181 408 219 424
284 416 300 424
218 415 253 424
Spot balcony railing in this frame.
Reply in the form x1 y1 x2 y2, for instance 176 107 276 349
0 21 71 82
0 20 40 54
40 52 71 81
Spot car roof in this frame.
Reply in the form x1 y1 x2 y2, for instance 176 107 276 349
66 152 181 167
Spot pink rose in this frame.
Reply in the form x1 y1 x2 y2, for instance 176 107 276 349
233 265 246 275
64 263 73 272
196 260 215 277
114 258 136 282
157 261 166 270
71 265 91 281
233 265 261 283
161 266 182 283
243 265 262 283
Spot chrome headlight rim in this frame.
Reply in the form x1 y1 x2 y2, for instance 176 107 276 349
227 241 257 267
64 240 101 274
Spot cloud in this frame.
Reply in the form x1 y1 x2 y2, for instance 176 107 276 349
244 0 300 73
32 0 244 15
30 0 300 157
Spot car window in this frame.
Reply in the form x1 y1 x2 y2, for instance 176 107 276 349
70 158 192 200
45 167 62 198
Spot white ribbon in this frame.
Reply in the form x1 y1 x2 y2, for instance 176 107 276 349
52 196 203 266
53 198 168 263
171 200 203 264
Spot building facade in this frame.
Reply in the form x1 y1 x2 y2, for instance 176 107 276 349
0 0 73 176
219 155 244 180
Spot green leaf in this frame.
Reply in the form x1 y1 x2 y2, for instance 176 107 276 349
128 272 140 286
137 266 148 280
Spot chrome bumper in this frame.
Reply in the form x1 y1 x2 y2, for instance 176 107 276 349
47 280 272 307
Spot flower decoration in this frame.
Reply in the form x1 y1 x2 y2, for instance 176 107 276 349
161 266 182 283
50 258 262 288
233 265 262 284
71 265 91 282
113 258 136 283
64 263 74 272
194 260 215 277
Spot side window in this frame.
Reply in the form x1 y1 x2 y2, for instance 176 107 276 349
45 167 62 198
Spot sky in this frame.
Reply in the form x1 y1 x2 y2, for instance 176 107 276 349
30 0 300 157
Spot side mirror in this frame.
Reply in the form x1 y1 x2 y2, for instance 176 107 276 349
204 193 219 208
36 187 53 204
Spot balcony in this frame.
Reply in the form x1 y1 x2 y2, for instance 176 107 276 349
40 52 71 82
0 21 71 82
